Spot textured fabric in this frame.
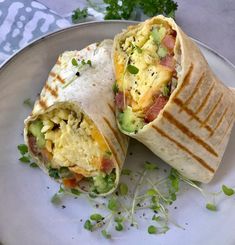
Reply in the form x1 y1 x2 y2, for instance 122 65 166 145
0 0 71 64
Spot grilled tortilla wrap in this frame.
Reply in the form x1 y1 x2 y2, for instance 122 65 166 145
24 40 128 196
113 16 235 183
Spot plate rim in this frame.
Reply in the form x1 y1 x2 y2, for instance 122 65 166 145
0 20 234 72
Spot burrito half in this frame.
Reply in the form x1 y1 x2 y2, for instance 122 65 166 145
24 40 128 196
113 16 235 183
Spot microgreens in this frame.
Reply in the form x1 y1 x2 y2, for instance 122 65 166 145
90 213 103 221
72 8 88 23
206 203 217 211
119 183 128 196
148 225 157 234
222 185 234 196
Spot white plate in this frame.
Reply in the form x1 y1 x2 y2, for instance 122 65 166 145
0 21 235 245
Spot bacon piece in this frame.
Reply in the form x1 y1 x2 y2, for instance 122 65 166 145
101 157 114 174
115 92 124 110
162 34 175 52
145 95 169 122
28 135 39 155
160 55 175 70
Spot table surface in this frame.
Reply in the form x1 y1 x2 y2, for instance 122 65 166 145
37 0 235 65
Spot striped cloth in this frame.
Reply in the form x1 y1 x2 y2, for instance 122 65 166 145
0 0 71 64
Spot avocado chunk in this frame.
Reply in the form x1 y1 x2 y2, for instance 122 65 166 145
151 26 166 44
92 172 115 194
118 106 144 133
157 46 168 58
28 120 45 148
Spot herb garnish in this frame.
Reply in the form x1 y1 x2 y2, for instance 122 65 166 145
72 8 88 23
112 82 119 94
127 65 139 75
17 144 38 167
206 203 217 211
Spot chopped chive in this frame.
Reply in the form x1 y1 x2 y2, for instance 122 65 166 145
121 168 131 175
19 156 30 163
222 185 234 196
84 219 93 231
162 85 170 97
105 150 112 156
17 144 28 155
148 225 157 234
206 203 217 211
90 213 103 221
101 229 111 239
71 189 81 196
119 183 128 196
71 58 78 66
51 193 61 205
127 65 139 74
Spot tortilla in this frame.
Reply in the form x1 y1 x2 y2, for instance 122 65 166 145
24 40 129 196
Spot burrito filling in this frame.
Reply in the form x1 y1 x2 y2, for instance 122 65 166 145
114 23 179 133
27 107 116 194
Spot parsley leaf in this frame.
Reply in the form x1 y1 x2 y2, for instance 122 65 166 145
17 144 28 155
72 8 88 23
19 156 30 163
102 0 177 20
108 197 118 211
112 82 119 94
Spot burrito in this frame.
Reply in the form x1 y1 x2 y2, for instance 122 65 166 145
24 40 128 196
113 16 235 183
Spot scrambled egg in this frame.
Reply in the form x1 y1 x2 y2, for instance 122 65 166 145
39 107 108 176
118 24 173 113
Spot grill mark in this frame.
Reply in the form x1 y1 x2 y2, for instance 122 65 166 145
218 112 235 145
195 83 215 115
173 98 213 132
39 99 47 109
57 75 65 84
201 94 223 127
45 84 58 97
152 125 215 173
104 136 120 166
49 71 56 77
174 64 193 97
209 107 229 137
180 72 204 112
163 111 218 157
108 103 115 117
103 117 126 154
